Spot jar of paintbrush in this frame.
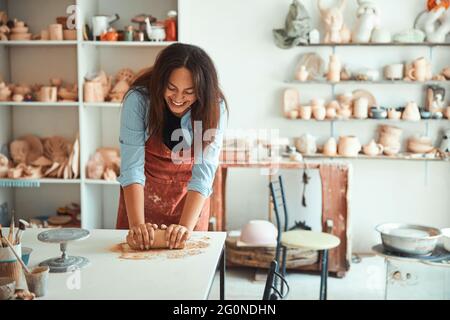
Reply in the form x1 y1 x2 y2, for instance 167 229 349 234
0 218 28 291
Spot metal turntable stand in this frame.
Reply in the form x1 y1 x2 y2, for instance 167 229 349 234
38 228 90 273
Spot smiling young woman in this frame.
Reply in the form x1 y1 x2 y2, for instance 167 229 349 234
116 43 228 250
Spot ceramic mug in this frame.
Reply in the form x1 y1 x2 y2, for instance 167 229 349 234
48 24 63 41
384 64 404 80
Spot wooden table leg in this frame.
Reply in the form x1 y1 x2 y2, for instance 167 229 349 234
211 167 228 231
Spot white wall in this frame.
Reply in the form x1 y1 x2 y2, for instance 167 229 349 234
180 0 450 252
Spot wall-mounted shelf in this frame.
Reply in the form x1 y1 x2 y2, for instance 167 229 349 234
299 43 450 47
286 80 450 86
81 41 176 47
303 154 448 162
83 102 121 108
0 41 78 46
284 118 449 123
0 102 79 107
0 178 81 187
85 179 119 185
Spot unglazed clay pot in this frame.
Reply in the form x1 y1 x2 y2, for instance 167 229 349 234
283 88 299 117
39 87 57 102
326 100 339 119
84 81 104 102
407 57 429 82
327 54 341 82
387 108 402 120
353 97 369 119
299 106 312 120
295 65 309 82
48 24 63 41
312 105 326 121
323 137 337 156
445 106 450 119
295 134 317 155
288 109 299 119
402 101 421 121
338 136 361 157
407 136 434 154
363 139 384 156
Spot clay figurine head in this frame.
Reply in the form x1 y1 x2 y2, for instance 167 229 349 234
318 0 346 29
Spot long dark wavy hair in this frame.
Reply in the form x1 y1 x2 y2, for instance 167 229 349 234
127 43 228 148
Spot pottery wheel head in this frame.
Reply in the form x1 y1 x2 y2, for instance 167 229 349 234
38 228 90 243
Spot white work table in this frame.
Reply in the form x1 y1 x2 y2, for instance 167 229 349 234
18 229 226 300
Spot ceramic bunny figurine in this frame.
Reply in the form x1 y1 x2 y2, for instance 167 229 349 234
318 0 351 43
352 0 380 43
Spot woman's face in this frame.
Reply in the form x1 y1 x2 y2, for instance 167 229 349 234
164 67 197 117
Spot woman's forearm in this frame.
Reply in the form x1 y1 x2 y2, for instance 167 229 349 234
123 183 145 227
179 190 207 231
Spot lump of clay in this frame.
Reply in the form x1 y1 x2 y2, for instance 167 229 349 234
127 228 185 250
10 140 30 164
21 135 44 164
0 153 9 178
43 136 70 164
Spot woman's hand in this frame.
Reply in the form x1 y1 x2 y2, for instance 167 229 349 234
163 224 191 249
126 223 158 250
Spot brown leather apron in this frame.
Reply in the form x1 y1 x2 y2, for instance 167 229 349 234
116 135 210 231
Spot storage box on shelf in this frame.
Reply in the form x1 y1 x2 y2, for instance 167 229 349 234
0 0 180 229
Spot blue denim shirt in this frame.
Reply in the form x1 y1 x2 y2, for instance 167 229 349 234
118 88 227 197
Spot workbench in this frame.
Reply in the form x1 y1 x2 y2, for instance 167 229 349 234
17 229 226 300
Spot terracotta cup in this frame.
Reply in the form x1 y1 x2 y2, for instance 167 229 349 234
39 86 57 102
407 57 427 82
48 24 63 41
299 106 312 120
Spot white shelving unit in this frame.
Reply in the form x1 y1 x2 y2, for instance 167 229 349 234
0 0 179 229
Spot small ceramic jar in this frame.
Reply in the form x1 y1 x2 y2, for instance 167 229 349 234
323 137 337 156
296 65 309 82
313 105 326 121
299 106 312 120
338 136 361 157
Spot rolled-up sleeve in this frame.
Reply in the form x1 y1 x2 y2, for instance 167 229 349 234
188 101 228 197
117 89 148 187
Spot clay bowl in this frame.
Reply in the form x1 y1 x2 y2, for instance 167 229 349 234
239 220 278 247
11 26 29 34
9 33 32 41
63 29 77 40
369 107 387 119
383 144 401 156
0 278 16 300
408 141 434 154
420 110 432 119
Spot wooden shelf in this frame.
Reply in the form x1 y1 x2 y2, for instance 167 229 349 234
85 179 119 185
284 118 449 123
0 40 77 46
286 80 450 85
83 102 121 108
0 101 79 107
81 41 177 47
298 42 450 47
303 154 448 162
0 179 81 187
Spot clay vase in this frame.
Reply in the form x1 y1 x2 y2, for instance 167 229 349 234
84 81 104 102
48 24 64 41
445 106 450 119
283 88 299 117
39 86 57 102
323 137 337 156
295 134 317 155
327 54 341 83
402 101 421 121
299 106 312 120
338 136 361 157
295 65 309 82
407 57 428 82
326 100 339 119
387 108 401 120
353 97 369 119
363 139 384 156
312 105 326 121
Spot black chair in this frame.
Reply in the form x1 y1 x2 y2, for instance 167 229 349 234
262 260 290 300
269 175 340 300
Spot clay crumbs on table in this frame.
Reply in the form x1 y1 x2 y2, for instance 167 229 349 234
110 236 211 260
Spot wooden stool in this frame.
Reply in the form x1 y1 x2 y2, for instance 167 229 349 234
281 230 340 300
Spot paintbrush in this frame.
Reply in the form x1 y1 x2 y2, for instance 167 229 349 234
8 212 15 244
2 237 31 274
15 220 26 245
0 224 5 247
